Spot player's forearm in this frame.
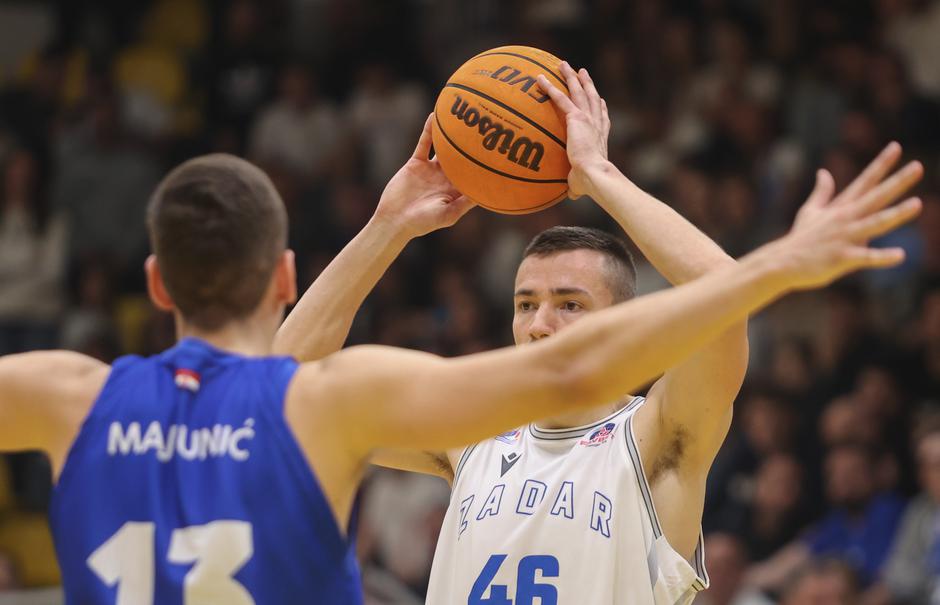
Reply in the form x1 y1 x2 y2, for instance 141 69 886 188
539 241 787 405
581 161 735 284
398 244 790 450
273 217 410 361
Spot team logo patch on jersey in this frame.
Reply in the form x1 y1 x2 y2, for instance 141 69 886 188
579 422 617 447
495 429 521 445
174 369 201 392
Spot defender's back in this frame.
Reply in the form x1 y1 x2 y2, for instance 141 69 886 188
50 338 361 604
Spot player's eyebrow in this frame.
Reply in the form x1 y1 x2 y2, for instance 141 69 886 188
513 287 590 297
551 287 590 297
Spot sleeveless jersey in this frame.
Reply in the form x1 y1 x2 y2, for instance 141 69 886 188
50 338 362 605
426 397 708 604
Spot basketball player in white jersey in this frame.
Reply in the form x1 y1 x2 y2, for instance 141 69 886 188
277 62 925 603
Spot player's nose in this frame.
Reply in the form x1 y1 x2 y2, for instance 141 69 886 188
528 307 557 341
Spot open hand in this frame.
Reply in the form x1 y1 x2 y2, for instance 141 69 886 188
537 61 610 199
374 114 475 241
776 142 923 289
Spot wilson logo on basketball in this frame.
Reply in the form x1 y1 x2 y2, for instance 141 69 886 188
450 95 545 172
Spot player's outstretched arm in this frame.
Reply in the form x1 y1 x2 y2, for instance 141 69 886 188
291 160 921 458
0 351 109 475
540 68 921 480
273 114 473 362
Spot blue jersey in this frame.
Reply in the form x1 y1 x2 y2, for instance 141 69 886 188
50 338 362 605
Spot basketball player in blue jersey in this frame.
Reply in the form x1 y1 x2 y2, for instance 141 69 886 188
277 64 926 603
0 78 921 604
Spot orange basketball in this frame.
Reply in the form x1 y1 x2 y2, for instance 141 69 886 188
432 46 571 214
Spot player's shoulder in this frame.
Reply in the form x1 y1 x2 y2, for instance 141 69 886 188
0 350 111 475
2 349 110 399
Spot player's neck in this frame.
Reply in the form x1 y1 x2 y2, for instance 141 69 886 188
534 400 626 431
175 315 278 357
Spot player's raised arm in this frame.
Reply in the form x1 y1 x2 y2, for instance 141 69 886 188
0 351 109 475
540 64 748 473
291 156 921 456
273 114 473 362
544 63 737 285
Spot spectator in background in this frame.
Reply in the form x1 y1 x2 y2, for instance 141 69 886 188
348 61 427 188
813 282 891 396
874 420 940 604
718 453 810 563
59 259 120 362
780 559 860 605
359 470 449 600
0 148 67 354
0 149 66 513
0 47 65 158
705 385 797 530
882 0 940 100
908 280 940 402
248 63 344 181
747 443 905 592
694 533 772 605
865 50 940 149
768 337 819 402
711 173 762 257
52 84 160 283
805 443 904 580
917 194 940 279
207 0 280 146
819 396 882 451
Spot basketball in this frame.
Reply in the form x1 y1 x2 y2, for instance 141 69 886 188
432 46 571 214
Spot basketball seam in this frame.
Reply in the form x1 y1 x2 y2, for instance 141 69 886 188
473 52 569 91
444 83 566 150
475 188 568 215
434 113 568 185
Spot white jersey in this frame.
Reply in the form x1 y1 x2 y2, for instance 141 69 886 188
426 397 708 604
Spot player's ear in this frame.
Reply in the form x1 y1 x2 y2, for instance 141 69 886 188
145 255 175 312
275 249 297 306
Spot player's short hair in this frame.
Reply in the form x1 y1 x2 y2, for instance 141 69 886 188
146 154 288 331
522 226 637 302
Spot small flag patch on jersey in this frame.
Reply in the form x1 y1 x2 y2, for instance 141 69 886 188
174 369 201 392
495 429 521 445
579 422 616 447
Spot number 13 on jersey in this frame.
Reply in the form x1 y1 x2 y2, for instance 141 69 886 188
469 554 559 605
87 520 255 605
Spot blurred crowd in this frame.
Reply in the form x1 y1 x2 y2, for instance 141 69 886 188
0 0 938 603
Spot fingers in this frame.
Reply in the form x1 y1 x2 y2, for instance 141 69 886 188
601 98 611 134
848 246 907 270
853 160 924 217
804 169 836 211
536 74 578 115
413 113 434 160
849 196 922 241
576 67 603 120
837 142 903 204
445 195 476 224
559 61 588 111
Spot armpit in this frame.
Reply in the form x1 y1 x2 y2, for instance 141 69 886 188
429 450 455 482
648 424 690 485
